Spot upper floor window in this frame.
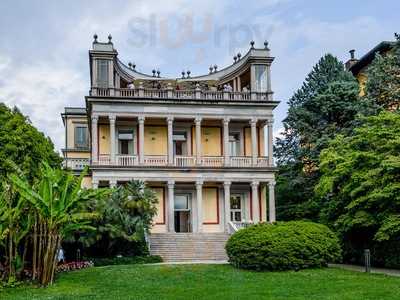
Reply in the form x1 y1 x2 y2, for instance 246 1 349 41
75 126 88 149
97 59 109 87
229 133 240 156
254 65 267 92
173 131 187 156
118 129 134 155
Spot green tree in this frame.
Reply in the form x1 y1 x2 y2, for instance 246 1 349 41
10 164 103 285
365 34 400 110
0 103 61 183
316 111 400 265
275 55 374 220
81 180 158 257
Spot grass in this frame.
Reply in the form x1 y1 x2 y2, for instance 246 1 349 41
2 264 400 300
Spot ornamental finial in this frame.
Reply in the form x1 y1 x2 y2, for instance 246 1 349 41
93 34 98 43
108 34 112 43
264 40 270 50
250 40 255 49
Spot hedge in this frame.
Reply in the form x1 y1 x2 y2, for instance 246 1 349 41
226 221 342 271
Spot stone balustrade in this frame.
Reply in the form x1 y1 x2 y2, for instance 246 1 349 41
90 87 272 101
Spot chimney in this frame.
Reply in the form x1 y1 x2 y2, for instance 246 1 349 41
345 49 359 71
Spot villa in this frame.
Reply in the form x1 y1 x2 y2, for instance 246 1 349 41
61 35 279 261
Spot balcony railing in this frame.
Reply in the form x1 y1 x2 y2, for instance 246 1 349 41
63 158 90 170
90 87 272 102
91 155 271 168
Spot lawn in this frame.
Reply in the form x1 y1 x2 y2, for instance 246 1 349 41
2 264 400 300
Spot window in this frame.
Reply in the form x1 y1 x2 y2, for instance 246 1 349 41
254 65 267 92
74 126 88 149
230 195 242 222
229 133 240 156
97 59 109 87
118 129 134 155
173 131 187 156
174 194 190 210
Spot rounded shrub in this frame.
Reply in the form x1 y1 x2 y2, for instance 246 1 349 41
225 221 342 271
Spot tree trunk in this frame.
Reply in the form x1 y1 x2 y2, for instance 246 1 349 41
32 215 37 280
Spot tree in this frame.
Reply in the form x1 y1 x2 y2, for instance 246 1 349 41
275 55 374 220
80 180 158 257
316 111 400 265
10 164 103 285
0 103 61 184
365 34 400 111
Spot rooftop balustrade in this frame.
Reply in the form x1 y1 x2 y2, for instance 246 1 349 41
90 87 273 102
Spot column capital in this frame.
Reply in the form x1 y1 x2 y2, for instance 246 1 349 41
167 116 174 124
109 115 116 123
167 180 175 187
268 180 276 187
196 179 204 186
138 115 145 123
250 118 258 126
223 117 230 125
266 119 274 126
223 181 231 187
195 116 202 124
251 180 260 187
91 115 99 123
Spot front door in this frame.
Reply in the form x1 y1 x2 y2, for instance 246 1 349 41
230 194 243 222
174 194 191 232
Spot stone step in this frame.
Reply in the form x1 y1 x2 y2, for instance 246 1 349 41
149 233 230 262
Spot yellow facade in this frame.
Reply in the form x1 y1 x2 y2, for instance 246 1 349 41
202 187 219 224
66 117 88 149
244 127 251 156
66 152 91 159
144 126 167 155
81 176 92 189
357 73 368 96
195 127 221 156
98 124 110 155
153 187 165 224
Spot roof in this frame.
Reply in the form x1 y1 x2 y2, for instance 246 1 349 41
349 41 395 75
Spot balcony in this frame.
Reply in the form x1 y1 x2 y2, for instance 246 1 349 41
63 158 90 170
90 87 272 102
91 155 271 168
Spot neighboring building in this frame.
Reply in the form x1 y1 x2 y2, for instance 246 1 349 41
62 35 279 260
345 41 395 95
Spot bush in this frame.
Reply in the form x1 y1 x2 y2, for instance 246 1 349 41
226 221 342 271
89 255 162 267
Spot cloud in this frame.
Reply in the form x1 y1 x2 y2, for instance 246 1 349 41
0 57 85 152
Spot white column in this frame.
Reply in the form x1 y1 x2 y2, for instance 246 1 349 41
251 181 260 223
267 119 274 166
224 181 231 232
91 116 98 164
250 118 258 165
167 116 174 165
109 179 117 188
92 179 99 189
167 180 175 232
195 117 202 165
196 180 203 232
223 118 230 166
268 181 276 223
138 116 145 164
237 76 241 92
109 115 116 164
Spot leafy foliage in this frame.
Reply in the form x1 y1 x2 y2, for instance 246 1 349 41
316 111 400 266
80 180 158 257
365 34 400 110
225 221 341 271
9 163 104 285
0 103 61 183
275 55 375 220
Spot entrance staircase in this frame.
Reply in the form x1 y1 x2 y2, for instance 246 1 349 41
149 233 230 262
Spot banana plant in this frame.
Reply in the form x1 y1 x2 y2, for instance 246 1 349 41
10 163 104 285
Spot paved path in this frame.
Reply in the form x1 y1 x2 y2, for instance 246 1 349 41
330 264 400 277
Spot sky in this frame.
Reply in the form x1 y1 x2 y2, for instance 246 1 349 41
0 0 398 151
